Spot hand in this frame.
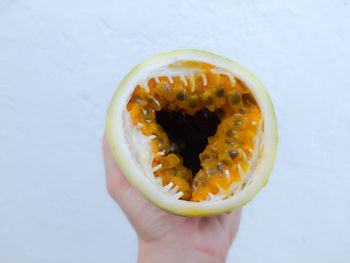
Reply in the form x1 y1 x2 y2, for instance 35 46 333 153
103 134 242 263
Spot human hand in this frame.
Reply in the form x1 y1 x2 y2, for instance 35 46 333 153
103 134 242 263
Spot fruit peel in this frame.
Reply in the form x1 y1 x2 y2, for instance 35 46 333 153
106 49 278 216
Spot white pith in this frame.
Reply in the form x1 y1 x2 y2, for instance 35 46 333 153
107 50 277 216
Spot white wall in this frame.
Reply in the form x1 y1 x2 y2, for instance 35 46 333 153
1 0 349 262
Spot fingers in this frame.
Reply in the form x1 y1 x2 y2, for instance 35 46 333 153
228 208 242 244
102 133 146 211
102 133 174 235
103 133 130 198
217 207 242 245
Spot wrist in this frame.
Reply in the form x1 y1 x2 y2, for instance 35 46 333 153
137 239 227 263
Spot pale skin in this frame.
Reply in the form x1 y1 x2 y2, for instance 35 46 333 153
103 134 242 263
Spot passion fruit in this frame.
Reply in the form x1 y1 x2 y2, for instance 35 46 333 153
106 50 278 216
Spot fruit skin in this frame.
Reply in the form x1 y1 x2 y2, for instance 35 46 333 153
106 49 278 216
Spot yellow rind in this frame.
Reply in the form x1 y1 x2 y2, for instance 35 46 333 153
106 49 278 216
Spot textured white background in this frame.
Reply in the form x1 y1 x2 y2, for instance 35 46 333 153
1 0 350 262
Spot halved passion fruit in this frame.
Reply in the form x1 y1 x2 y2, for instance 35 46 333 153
106 50 277 216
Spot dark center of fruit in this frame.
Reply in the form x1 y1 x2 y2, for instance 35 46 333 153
156 109 220 175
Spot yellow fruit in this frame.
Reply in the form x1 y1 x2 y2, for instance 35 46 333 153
106 50 278 216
